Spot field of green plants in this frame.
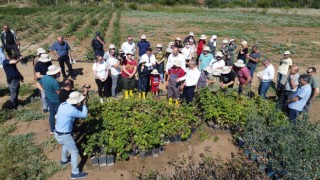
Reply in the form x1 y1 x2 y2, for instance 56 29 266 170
0 4 320 179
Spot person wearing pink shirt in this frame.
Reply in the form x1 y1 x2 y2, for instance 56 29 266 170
233 59 252 95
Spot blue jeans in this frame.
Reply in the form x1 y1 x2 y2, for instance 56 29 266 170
40 90 48 110
289 108 300 124
246 64 256 79
111 74 120 97
258 81 271 99
138 78 148 92
54 133 79 174
47 100 60 132
160 73 164 83
183 86 196 104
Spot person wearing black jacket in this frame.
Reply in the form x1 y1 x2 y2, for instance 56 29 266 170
91 31 105 56
137 59 149 99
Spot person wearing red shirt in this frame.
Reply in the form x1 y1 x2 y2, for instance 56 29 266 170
122 51 137 99
166 60 186 105
196 34 207 65
233 59 252 96
150 69 161 97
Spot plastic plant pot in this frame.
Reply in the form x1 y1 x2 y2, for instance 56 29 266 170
266 167 275 177
140 151 146 158
163 136 170 144
146 149 153 157
236 137 245 148
159 146 165 153
175 134 182 142
106 154 115 166
152 147 159 157
243 149 250 157
207 121 214 128
129 148 139 157
98 155 107 166
91 156 99 166
169 136 176 144
191 127 196 134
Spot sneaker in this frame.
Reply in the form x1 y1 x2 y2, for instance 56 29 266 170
43 109 48 113
60 158 71 166
100 98 103 104
71 172 88 179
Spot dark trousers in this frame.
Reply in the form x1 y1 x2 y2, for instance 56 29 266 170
123 77 135 90
94 50 104 57
95 79 109 97
289 108 300 124
47 100 60 132
279 91 293 113
183 86 196 104
138 78 148 92
58 55 73 78
8 79 20 108
5 43 21 59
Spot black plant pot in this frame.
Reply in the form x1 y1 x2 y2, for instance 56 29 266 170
163 136 170 144
140 151 146 158
169 136 176 144
175 134 182 142
207 121 214 128
106 154 115 166
146 149 153 157
191 127 196 134
98 155 107 166
159 146 165 153
91 156 99 166
152 147 159 157
129 149 139 157
266 167 275 178
236 137 245 148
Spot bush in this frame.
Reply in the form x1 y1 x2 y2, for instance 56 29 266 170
82 98 200 160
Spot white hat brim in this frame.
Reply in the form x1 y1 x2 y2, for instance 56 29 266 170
38 57 51 63
47 67 61 75
66 94 85 105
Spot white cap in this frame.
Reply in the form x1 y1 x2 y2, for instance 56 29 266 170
109 44 115 49
222 39 229 44
284 51 290 55
141 35 146 39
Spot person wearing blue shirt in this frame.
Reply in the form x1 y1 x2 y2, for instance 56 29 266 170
91 31 105 57
50 36 75 80
54 91 88 179
287 74 312 124
198 46 213 71
39 65 61 134
2 57 23 109
136 35 150 59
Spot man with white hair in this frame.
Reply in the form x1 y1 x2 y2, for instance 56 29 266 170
166 47 186 72
103 44 116 61
121 36 135 56
54 91 88 179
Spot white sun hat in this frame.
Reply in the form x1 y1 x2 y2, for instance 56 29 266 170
175 37 181 41
203 66 213 74
234 59 246 68
203 46 211 52
241 41 248 45
66 91 85 105
222 39 229 44
151 69 160 75
156 44 163 48
284 51 290 55
126 51 134 55
221 66 232 74
139 59 146 65
141 35 146 39
38 54 52 63
189 32 194 36
212 69 222 76
212 35 217 39
230 39 235 42
109 44 115 49
47 65 61 75
215 51 224 58
199 34 207 40
37 48 46 56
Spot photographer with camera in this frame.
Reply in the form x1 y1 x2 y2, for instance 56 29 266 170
2 56 23 109
54 91 88 179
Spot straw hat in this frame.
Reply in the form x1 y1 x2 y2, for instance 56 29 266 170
222 39 229 44
234 59 246 68
37 48 46 56
175 37 181 41
203 46 211 52
38 54 51 63
284 51 290 55
66 91 85 105
126 51 134 55
189 32 194 36
230 39 235 42
215 51 224 58
141 35 146 39
212 69 222 76
151 69 159 75
47 65 61 75
139 59 146 65
156 44 162 48
241 41 248 45
221 66 232 74
173 59 180 67
109 44 115 49
199 34 207 40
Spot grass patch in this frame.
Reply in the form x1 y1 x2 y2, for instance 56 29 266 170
19 84 36 97
0 125 60 179
14 109 46 122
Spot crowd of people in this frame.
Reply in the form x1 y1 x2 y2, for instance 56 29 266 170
1 24 319 179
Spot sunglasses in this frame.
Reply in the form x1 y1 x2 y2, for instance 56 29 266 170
128 39 132 41
306 71 312 74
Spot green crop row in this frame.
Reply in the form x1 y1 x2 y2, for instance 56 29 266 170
110 11 121 48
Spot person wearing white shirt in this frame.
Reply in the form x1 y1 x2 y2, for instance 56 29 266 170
180 60 201 103
257 58 275 99
140 47 156 70
107 50 121 97
92 55 109 102
166 47 186 72
209 51 225 72
181 42 193 61
121 36 135 56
